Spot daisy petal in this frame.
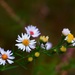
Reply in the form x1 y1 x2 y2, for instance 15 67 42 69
7 59 14 64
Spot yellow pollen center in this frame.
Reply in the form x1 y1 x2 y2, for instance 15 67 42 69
2 54 8 60
22 39 30 46
67 34 74 43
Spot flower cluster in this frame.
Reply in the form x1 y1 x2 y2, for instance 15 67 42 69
15 25 52 62
15 25 40 52
0 25 75 71
58 28 75 52
62 28 75 46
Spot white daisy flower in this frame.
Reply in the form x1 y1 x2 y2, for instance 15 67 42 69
62 28 70 36
25 25 41 37
0 48 15 65
41 42 52 50
15 33 36 52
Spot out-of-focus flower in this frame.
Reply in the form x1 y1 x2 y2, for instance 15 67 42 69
28 57 33 62
34 52 40 57
25 25 41 38
0 48 15 65
15 33 36 52
40 36 49 43
41 42 52 50
62 28 70 36
60 46 67 52
72 38 75 46
65 34 74 43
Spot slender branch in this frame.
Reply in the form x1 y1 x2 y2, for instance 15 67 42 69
0 0 25 26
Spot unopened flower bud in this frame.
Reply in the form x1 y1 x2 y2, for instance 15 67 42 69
60 46 66 52
35 52 40 57
28 57 33 62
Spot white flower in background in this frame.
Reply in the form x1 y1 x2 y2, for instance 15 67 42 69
72 38 75 46
15 33 36 52
41 42 52 50
62 28 70 36
25 25 41 37
0 48 15 65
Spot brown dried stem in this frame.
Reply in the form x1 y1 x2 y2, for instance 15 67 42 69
0 0 25 26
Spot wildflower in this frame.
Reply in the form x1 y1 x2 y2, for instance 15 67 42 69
62 28 70 36
72 38 75 46
60 46 67 52
0 48 15 65
41 42 52 50
28 57 33 62
25 25 41 37
65 34 74 43
15 33 36 52
34 52 40 57
40 36 49 43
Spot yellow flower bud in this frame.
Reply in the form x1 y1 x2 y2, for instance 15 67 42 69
40 36 49 43
28 57 33 62
60 46 67 52
34 52 40 57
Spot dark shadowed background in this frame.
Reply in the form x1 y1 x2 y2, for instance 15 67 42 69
0 0 75 75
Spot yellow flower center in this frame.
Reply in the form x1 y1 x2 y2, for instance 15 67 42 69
35 52 40 57
60 46 66 52
22 39 30 46
28 57 33 62
67 34 74 43
2 54 8 60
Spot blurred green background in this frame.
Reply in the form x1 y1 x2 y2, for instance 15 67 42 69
0 0 75 75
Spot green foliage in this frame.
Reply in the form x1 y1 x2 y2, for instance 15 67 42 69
33 55 58 75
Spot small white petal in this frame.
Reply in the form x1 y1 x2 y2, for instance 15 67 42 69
45 42 52 50
41 42 52 50
7 59 14 64
8 56 15 59
23 46 25 51
29 45 35 49
0 49 5 55
41 44 45 49
15 43 25 51
62 28 70 36
0 59 6 65
18 35 23 41
26 46 31 52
